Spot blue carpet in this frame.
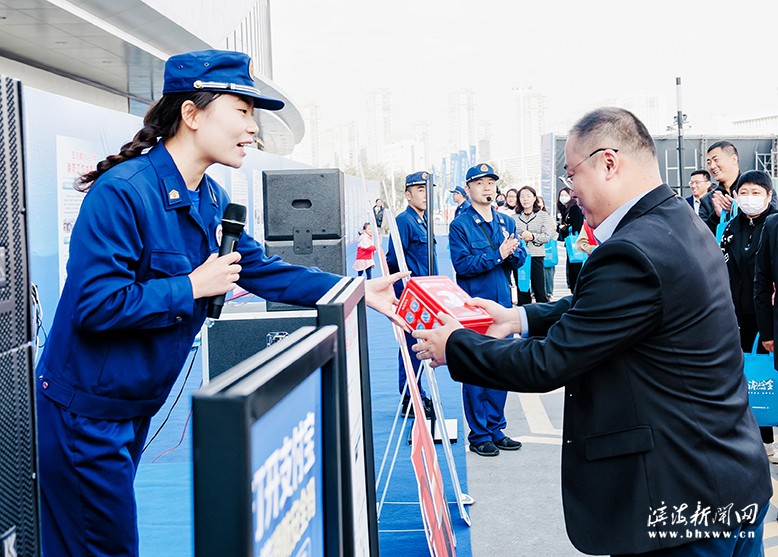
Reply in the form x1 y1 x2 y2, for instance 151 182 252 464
134 234 472 556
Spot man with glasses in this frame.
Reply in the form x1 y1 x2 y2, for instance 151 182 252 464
412 107 771 556
685 169 714 219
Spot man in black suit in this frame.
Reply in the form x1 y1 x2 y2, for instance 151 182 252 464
412 107 771 556
685 169 714 220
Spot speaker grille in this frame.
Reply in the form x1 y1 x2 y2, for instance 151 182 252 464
0 345 37 556
0 77 37 556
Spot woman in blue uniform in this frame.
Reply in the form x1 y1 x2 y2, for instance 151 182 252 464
35 49 405 557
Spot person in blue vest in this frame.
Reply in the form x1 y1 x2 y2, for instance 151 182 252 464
34 49 407 557
387 171 438 418
449 163 526 456
451 184 471 219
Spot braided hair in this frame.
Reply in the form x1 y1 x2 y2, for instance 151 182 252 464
76 92 219 192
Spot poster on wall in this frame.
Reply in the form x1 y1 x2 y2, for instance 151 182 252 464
230 168 249 209
55 136 96 287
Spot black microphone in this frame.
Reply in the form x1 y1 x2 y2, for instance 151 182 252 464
207 203 247 319
486 196 493 202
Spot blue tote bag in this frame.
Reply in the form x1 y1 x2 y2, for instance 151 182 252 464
744 334 778 427
715 201 738 244
564 233 588 264
544 239 559 268
516 243 532 292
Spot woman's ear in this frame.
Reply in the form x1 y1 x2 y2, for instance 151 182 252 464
180 100 200 131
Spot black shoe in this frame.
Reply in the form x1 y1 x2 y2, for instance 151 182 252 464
401 397 414 419
422 396 435 419
469 441 500 457
494 437 522 451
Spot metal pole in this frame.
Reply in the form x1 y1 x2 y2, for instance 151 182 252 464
426 172 435 275
676 77 685 197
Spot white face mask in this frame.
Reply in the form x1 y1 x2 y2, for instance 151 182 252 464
738 195 768 217
559 194 571 205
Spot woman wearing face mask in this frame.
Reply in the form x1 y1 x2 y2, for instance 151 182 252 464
720 170 777 453
556 186 584 291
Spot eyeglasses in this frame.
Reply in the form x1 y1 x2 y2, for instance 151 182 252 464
562 148 619 189
689 179 709 186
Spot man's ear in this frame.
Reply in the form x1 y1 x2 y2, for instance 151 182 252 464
603 149 619 177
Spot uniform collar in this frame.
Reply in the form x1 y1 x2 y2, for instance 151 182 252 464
148 143 219 211
465 204 503 226
405 205 427 224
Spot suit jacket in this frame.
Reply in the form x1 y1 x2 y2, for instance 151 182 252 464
446 184 771 555
685 194 714 220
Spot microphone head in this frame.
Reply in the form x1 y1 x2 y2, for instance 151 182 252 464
486 196 493 202
222 203 247 225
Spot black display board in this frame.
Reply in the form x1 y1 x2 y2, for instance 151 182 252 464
317 277 380 556
193 326 344 557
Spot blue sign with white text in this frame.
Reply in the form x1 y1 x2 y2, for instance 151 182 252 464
250 369 324 557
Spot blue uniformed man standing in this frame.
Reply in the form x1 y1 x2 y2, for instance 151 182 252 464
451 184 471 219
387 171 438 418
449 163 526 456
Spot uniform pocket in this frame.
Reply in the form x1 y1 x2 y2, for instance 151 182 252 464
584 425 654 461
149 250 191 277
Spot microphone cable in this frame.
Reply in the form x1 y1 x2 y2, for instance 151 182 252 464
142 344 200 454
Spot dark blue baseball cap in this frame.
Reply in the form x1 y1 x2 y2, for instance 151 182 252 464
405 171 435 188
450 185 467 196
163 49 285 111
466 163 499 183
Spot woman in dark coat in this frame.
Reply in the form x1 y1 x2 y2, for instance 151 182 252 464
721 170 777 449
556 186 584 291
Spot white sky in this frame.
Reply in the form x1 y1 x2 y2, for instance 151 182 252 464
271 0 778 159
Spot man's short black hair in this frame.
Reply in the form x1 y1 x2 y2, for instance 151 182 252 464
707 140 739 159
690 169 711 181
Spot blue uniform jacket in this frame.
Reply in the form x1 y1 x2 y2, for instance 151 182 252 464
449 205 526 308
386 205 438 296
454 199 471 219
36 144 341 420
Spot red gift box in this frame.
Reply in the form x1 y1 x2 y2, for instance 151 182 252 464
396 276 493 334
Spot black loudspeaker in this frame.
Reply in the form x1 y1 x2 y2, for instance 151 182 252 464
264 238 345 274
203 309 317 380
0 77 38 556
263 168 345 241
263 169 346 311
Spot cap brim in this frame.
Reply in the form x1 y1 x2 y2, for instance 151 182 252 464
251 94 285 111
467 173 499 183
191 84 285 111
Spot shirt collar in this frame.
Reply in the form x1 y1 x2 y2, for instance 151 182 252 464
592 190 652 244
149 143 218 211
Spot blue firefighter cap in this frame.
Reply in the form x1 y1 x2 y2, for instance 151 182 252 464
405 171 435 188
163 49 284 111
465 163 499 183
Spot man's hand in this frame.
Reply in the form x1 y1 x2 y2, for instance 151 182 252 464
468 297 523 338
712 191 733 217
763 340 774 353
500 234 520 259
412 312 463 368
364 271 412 332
